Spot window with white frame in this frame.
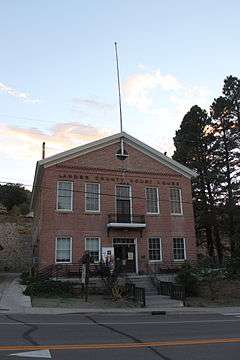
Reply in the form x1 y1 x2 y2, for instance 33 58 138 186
85 237 100 262
146 187 159 214
85 183 100 212
57 181 73 211
55 237 72 263
173 237 186 261
148 238 162 261
170 188 182 214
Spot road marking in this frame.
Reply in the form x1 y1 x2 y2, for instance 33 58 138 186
2 338 240 352
0 319 240 326
9 350 51 358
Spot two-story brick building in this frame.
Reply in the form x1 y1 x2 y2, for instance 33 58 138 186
31 132 197 273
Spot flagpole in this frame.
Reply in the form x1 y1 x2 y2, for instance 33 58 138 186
114 42 123 133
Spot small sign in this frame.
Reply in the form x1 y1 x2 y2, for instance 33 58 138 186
128 252 134 260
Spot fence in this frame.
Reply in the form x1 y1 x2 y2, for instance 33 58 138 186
125 282 146 307
154 280 185 304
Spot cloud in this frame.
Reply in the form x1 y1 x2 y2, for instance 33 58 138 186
0 122 112 161
123 68 211 116
0 82 40 104
123 70 182 112
72 97 114 112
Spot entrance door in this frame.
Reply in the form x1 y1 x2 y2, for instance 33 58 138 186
116 185 131 223
113 238 136 273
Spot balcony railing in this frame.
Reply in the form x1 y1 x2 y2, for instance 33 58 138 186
108 213 145 224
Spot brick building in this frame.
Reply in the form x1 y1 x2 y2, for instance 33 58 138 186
31 132 197 273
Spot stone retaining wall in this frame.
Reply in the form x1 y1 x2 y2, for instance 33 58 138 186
0 214 32 272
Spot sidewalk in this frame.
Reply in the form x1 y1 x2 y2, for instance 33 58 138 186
1 273 240 315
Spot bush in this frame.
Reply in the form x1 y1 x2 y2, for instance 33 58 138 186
175 262 198 297
20 271 38 285
23 280 74 297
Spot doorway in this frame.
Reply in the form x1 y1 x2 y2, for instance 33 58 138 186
113 238 136 273
116 185 131 223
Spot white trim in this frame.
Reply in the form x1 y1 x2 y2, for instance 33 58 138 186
170 187 183 216
115 184 132 222
31 132 197 210
107 223 146 228
55 236 72 264
145 187 160 215
85 236 101 262
112 237 137 273
85 183 100 213
173 237 186 261
56 180 73 212
148 237 162 262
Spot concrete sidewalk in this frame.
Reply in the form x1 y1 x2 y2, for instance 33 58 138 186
1 272 240 315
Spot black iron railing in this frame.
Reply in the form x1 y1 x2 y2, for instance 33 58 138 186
125 282 146 307
155 280 185 303
108 214 145 224
38 263 101 280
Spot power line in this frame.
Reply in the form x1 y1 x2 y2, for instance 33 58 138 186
0 180 195 205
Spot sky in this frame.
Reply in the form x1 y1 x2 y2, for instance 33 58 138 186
0 0 240 188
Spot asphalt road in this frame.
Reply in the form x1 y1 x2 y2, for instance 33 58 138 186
1 312 240 359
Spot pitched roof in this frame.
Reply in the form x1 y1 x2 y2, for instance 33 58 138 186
30 132 197 209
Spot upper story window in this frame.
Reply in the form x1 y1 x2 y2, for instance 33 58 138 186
55 236 72 263
85 237 100 262
148 237 162 261
85 183 100 212
173 237 186 261
146 187 159 214
170 188 183 215
57 181 73 211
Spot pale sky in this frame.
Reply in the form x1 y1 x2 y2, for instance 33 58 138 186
0 0 240 187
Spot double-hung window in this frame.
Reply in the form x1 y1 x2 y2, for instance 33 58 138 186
173 237 186 261
146 187 159 214
85 183 100 212
57 181 73 211
55 237 72 263
148 238 162 261
170 188 182 215
85 237 100 262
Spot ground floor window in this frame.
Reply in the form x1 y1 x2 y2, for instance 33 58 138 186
85 237 100 262
173 237 186 261
55 237 72 263
148 238 162 261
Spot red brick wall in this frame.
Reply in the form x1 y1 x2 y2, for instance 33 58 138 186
36 142 196 272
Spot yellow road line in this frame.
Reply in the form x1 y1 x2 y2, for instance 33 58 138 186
1 338 240 352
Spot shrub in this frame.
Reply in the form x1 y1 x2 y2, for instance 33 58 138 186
23 280 74 297
175 262 198 297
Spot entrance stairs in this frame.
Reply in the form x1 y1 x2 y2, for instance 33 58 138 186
126 274 183 308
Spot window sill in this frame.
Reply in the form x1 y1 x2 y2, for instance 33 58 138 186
148 260 162 263
171 213 183 216
55 262 72 265
84 211 101 215
56 210 73 213
146 213 160 216
173 259 186 262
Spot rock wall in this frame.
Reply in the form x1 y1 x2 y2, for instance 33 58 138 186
0 214 32 272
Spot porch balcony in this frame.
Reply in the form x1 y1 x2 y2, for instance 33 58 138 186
107 213 146 230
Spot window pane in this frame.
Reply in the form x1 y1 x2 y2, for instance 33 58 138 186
85 183 100 211
85 237 100 262
57 181 73 210
56 237 71 263
170 188 182 214
148 238 161 261
173 237 185 260
146 188 159 213
116 186 130 200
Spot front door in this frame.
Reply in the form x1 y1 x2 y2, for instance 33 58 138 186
113 238 136 273
116 185 131 223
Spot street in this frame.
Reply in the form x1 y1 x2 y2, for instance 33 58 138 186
1 313 240 359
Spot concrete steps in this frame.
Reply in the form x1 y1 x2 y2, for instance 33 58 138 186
127 275 182 308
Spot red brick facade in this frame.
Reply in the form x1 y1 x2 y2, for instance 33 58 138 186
32 134 197 273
